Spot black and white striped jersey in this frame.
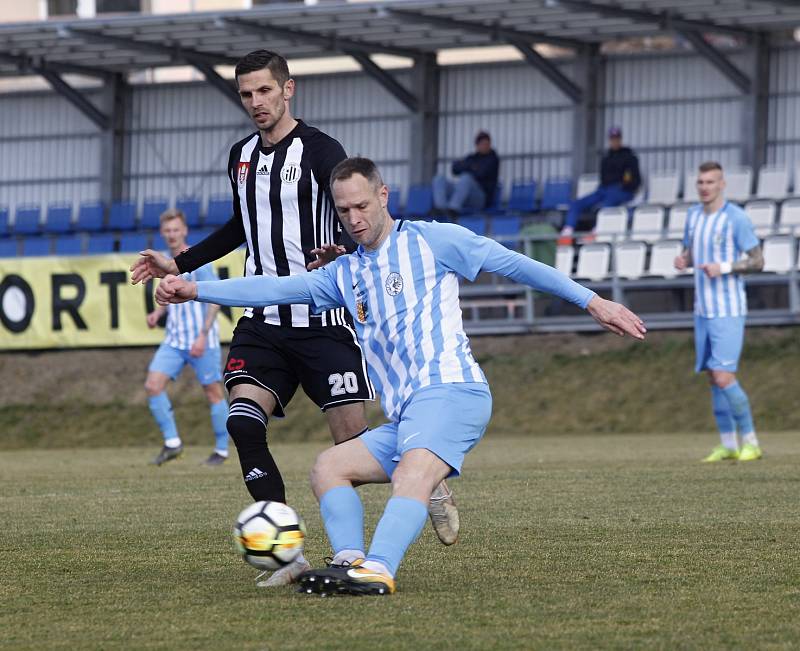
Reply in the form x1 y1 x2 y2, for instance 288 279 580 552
175 120 351 328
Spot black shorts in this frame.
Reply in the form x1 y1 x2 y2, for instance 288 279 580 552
224 317 374 417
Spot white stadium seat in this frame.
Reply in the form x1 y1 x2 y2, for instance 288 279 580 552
576 173 599 198
762 236 794 273
756 165 789 199
647 170 680 205
614 241 647 279
575 243 610 281
724 166 753 203
630 205 665 243
778 198 800 234
556 245 574 277
683 169 699 203
744 200 777 237
647 240 684 278
667 204 690 239
595 206 628 242
794 164 800 196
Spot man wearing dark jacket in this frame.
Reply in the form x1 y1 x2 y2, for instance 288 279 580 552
432 131 499 215
559 127 640 244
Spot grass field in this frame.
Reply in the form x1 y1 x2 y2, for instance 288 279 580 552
2 433 799 650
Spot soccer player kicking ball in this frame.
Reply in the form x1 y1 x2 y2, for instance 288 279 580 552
156 157 646 596
675 162 764 463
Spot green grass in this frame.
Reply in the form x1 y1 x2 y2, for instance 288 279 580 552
2 433 800 650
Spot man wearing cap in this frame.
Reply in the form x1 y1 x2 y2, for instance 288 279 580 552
432 131 500 217
559 127 640 244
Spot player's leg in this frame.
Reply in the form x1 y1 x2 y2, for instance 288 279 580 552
695 317 734 462
190 344 229 466
432 175 454 211
145 344 184 465
447 173 485 212
560 188 604 242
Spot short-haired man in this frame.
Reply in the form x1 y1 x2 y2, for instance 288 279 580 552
674 161 764 462
145 209 229 467
432 131 499 216
155 157 647 596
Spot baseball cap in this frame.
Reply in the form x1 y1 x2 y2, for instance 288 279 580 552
608 126 622 138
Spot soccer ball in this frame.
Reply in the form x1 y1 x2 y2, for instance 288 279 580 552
233 501 306 570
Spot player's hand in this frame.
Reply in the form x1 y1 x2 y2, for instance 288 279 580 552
190 332 206 358
145 311 161 328
130 249 179 285
674 254 689 271
156 274 197 306
699 263 722 278
587 296 646 340
307 243 347 270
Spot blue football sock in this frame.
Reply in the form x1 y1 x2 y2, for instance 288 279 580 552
209 399 229 454
319 486 365 556
148 392 179 443
711 386 736 447
366 496 428 577
722 381 755 436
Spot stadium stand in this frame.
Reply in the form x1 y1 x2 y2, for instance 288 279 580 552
594 206 628 242
140 199 169 230
387 189 402 217
491 215 522 250
778 198 800 233
540 178 572 211
744 200 777 237
14 206 42 235
631 205 665 243
176 198 202 228
666 204 690 239
756 165 790 199
45 204 73 234
108 201 137 231
456 215 487 236
646 170 681 205
0 208 8 237
404 185 433 218
723 166 754 203
555 245 574 276
86 233 116 254
575 173 599 198
762 235 794 273
506 181 538 214
21 236 51 256
0 238 17 257
206 196 231 227
54 234 84 256
575 243 611 281
119 232 150 253
645 240 684 278
615 241 647 279
76 202 105 232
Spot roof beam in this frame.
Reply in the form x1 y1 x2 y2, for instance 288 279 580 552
0 51 112 79
554 1 754 40
678 30 751 94
192 61 248 115
221 17 420 60
38 69 110 130
345 50 419 112
512 41 582 103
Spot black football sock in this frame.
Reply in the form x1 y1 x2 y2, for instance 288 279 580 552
227 398 286 503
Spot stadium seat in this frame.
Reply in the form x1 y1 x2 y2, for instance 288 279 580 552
683 169 699 203
188 228 215 246
647 240 684 278
614 241 647 279
485 182 503 214
13 206 42 235
506 181 537 214
595 206 628 243
555 245 574 276
762 236 793 273
0 238 17 257
576 173 599 198
491 215 522 249
21 236 51 256
630 205 665 243
667 204 690 239
540 178 572 211
574 243 610 281
140 199 169 230
54 234 84 256
76 202 105 232
86 233 116 254
404 185 433 218
457 215 487 236
744 200 777 237
108 201 137 231
118 233 150 253
756 165 789 200
44 204 73 234
724 166 753 203
387 188 402 217
646 170 680 205
0 208 9 237
206 196 232 227
176 198 202 228
777 198 800 234
794 163 800 196
152 233 167 251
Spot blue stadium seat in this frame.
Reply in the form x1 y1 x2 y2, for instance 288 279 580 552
507 181 538 213
22 236 51 256
45 204 73 234
176 198 202 228
87 233 116 254
387 188 402 217
405 185 433 218
540 178 572 211
118 233 150 253
0 238 17 257
206 196 232 226
485 182 504 215
76 202 105 232
0 208 9 237
152 233 167 251
188 228 215 246
457 215 487 236
491 215 523 250
140 199 168 230
109 201 137 231
14 206 42 235
54 234 84 256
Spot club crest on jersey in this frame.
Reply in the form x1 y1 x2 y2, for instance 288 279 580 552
280 163 301 184
237 162 250 186
385 272 404 296
354 289 369 324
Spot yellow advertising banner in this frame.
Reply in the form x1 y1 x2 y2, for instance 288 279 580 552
0 251 246 350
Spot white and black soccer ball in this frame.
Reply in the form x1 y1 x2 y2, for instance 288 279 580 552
233 501 306 570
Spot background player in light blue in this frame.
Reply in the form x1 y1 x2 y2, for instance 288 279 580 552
145 209 229 467
155 157 646 595
675 162 764 463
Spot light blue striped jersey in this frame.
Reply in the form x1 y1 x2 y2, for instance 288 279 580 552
164 263 220 350
683 202 759 318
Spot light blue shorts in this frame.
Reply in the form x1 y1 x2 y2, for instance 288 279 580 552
694 315 745 373
361 382 492 479
148 343 223 386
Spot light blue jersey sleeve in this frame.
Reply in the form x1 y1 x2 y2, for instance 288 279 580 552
194 263 345 312
416 221 596 309
193 263 218 282
730 206 760 253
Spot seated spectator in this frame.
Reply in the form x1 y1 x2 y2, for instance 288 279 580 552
558 127 640 244
433 131 499 216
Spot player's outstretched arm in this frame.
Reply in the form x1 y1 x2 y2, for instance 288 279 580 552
130 249 179 285
586 295 646 340
155 274 197 305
